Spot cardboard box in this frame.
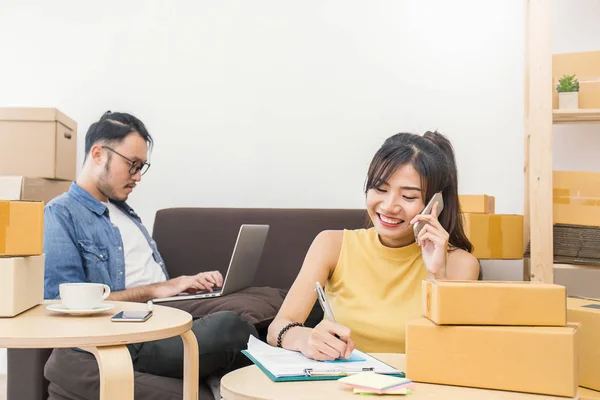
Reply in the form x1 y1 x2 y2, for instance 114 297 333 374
0 201 44 256
422 280 566 326
0 255 44 317
459 194 495 214
0 107 77 180
567 297 600 391
553 171 600 227
406 318 579 397
462 213 524 259
0 176 71 204
553 51 600 109
581 387 600 400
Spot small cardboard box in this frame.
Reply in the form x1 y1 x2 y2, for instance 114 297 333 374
406 318 579 397
567 297 600 391
553 51 600 109
0 201 44 256
0 107 77 180
0 255 45 317
459 194 495 214
423 280 566 326
581 387 600 400
553 171 600 227
462 213 524 259
0 176 71 204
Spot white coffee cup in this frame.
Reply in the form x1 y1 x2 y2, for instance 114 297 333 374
59 283 111 310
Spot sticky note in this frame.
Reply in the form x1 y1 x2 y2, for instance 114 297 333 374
354 387 412 395
339 371 411 391
324 351 367 363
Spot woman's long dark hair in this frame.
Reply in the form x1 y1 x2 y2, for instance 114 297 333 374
364 131 473 253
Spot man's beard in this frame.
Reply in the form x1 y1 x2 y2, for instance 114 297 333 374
97 162 128 202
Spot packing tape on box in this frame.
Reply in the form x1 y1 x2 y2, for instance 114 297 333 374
423 280 432 319
554 197 600 206
488 215 502 259
0 202 10 253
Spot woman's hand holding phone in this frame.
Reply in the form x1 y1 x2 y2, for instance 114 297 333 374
410 201 449 278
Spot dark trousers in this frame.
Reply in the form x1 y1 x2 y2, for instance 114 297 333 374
127 310 258 380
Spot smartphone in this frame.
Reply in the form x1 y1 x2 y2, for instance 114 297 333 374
111 310 153 322
413 192 444 238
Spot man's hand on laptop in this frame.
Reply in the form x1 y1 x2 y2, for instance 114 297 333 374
152 271 224 299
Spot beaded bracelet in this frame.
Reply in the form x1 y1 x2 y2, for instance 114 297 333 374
277 322 304 348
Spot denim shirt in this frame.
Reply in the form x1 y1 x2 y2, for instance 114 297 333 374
43 182 169 299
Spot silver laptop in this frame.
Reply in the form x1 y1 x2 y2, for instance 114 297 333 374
152 224 269 303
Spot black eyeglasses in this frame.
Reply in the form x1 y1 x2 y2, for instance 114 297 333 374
102 146 151 176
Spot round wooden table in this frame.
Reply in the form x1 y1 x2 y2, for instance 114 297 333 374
221 353 580 400
0 301 198 400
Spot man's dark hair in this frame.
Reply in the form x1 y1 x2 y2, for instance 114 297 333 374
84 111 153 158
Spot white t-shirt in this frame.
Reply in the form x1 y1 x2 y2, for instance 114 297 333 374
104 201 166 289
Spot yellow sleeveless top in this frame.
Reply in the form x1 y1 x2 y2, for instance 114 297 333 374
325 228 427 353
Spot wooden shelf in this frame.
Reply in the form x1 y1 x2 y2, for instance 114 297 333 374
553 109 600 124
554 263 600 270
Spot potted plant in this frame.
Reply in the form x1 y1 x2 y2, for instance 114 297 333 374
556 74 580 109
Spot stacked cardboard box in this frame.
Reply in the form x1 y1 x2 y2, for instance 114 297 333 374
0 108 76 203
0 107 77 317
0 201 45 316
459 194 524 259
552 51 600 110
406 280 579 397
567 297 600 393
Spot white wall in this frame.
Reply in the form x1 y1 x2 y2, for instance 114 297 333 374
3 0 594 374
0 0 526 230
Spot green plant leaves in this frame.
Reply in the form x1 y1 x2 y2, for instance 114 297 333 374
556 74 580 93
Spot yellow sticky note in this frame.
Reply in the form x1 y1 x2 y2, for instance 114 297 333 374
354 387 411 395
339 372 410 391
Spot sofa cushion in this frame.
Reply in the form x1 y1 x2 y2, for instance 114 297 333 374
160 286 287 325
44 348 214 400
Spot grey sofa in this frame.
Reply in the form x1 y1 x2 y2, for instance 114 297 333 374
8 207 368 400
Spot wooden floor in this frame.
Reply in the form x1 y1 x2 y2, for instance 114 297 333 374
0 374 6 400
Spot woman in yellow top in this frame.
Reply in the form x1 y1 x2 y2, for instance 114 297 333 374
267 131 480 360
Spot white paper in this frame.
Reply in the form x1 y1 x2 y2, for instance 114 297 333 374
245 335 402 378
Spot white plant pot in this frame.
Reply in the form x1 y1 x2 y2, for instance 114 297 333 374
558 92 579 110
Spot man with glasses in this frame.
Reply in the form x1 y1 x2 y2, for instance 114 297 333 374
43 111 256 397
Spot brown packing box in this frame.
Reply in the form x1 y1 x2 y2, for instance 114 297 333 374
567 297 600 391
459 194 495 214
422 280 566 326
553 51 600 109
0 176 71 204
0 255 44 317
581 387 600 400
0 107 77 180
0 201 44 256
553 171 600 227
406 318 579 397
462 213 524 259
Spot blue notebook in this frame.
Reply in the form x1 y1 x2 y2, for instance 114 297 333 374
241 336 404 382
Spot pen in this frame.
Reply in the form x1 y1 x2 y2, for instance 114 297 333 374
315 282 336 322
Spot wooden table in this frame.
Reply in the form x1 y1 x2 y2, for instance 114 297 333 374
0 301 198 400
221 353 580 399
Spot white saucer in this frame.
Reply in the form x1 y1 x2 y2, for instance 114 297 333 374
46 303 115 316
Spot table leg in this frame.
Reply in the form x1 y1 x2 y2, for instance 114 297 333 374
181 329 199 400
82 345 134 400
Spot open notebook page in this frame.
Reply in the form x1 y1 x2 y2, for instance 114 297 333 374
245 335 402 377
